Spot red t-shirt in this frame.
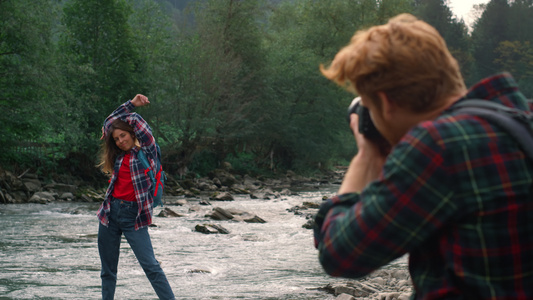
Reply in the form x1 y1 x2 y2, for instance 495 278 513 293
112 152 136 201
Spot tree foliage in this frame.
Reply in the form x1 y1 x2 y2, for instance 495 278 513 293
2 0 532 180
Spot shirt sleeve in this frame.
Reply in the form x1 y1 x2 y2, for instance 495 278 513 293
314 123 459 278
103 100 158 161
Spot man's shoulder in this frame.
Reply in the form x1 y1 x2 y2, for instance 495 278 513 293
404 112 489 146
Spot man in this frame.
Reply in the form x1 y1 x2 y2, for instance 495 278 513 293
314 13 533 299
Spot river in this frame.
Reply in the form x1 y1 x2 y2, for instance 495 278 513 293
0 186 360 299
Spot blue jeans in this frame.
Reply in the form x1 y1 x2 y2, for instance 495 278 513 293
98 198 175 300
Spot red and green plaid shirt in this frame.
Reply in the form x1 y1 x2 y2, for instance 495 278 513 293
314 73 533 299
97 100 158 230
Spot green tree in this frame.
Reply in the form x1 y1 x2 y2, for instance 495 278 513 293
0 0 68 168
494 40 533 98
415 0 473 84
60 0 139 144
146 0 269 175
260 0 417 171
471 0 510 78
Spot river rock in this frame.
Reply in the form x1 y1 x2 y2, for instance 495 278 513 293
336 294 356 300
158 207 183 217
8 191 25 203
302 201 320 209
199 199 211 206
377 292 410 300
230 184 251 195
280 188 293 196
44 183 77 194
209 169 238 187
195 224 229 234
210 192 234 201
243 215 266 223
197 179 218 191
210 207 234 220
259 188 280 200
29 191 56 203
4 171 24 190
23 179 42 193
243 174 262 190
80 188 105 202
302 219 314 229
60 192 75 201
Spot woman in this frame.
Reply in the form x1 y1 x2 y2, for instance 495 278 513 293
97 94 175 300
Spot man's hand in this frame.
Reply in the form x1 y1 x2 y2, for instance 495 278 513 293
338 113 389 194
131 94 150 107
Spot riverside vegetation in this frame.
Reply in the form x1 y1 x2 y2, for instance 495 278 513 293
3 0 533 185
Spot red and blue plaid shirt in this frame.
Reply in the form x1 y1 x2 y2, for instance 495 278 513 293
97 100 158 230
314 73 533 299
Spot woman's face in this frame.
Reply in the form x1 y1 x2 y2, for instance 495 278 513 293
112 129 135 152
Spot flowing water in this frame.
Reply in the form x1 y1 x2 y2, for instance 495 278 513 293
0 186 356 300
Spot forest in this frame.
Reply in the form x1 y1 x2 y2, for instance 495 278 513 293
2 0 533 185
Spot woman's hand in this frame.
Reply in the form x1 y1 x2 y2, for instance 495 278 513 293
131 94 150 107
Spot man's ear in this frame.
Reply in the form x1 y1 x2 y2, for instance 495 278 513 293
377 92 395 121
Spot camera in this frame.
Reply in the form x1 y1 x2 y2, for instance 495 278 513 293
347 97 385 142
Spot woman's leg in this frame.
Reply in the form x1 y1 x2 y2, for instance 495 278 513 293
123 227 175 300
98 203 122 300
119 202 175 300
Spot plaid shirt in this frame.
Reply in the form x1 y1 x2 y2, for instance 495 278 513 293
97 100 158 230
314 73 533 299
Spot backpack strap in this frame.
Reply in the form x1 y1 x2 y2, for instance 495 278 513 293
451 99 533 161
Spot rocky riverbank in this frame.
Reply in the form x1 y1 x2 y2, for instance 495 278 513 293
0 163 342 204
0 164 413 299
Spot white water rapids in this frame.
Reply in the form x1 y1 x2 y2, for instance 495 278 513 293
1 187 349 299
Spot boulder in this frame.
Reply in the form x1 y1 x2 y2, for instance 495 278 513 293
44 183 78 194
209 169 238 187
210 207 234 220
302 201 320 209
302 219 314 229
210 192 234 201
243 215 266 223
158 207 183 217
336 294 356 300
29 191 56 203
8 191 25 203
195 224 229 234
199 199 211 206
23 179 42 193
60 192 75 201
243 175 261 190
280 188 293 196
4 171 23 190
261 188 280 200
230 184 250 195
197 180 218 191
79 188 105 202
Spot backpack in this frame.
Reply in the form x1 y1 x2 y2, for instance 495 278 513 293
137 143 166 207
450 99 533 161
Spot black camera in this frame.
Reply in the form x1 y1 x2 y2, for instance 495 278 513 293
347 97 385 142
